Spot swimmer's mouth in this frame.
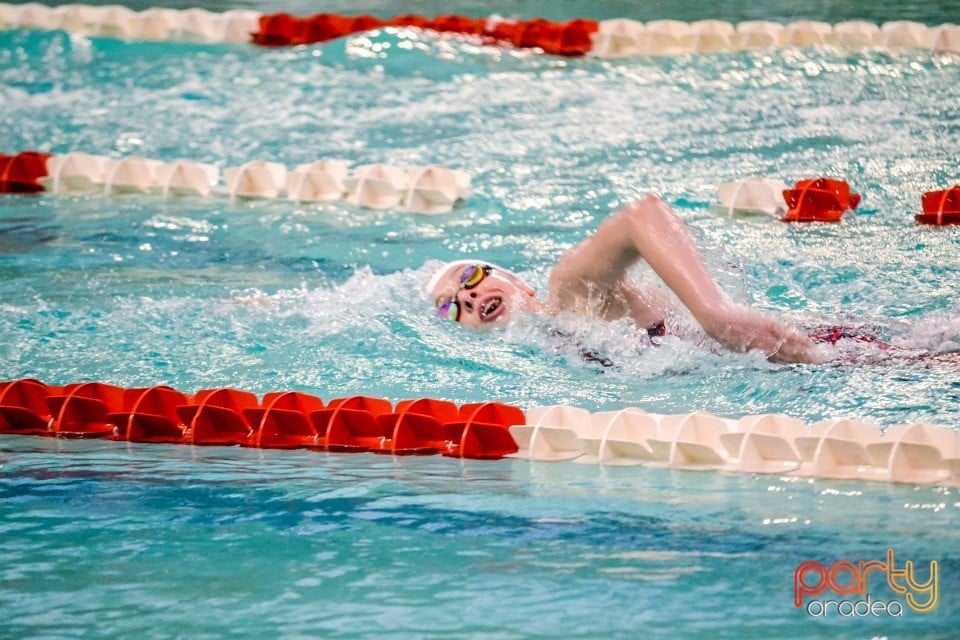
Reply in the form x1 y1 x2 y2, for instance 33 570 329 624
480 296 504 322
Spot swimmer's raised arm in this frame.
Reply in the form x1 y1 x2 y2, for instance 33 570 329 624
548 195 815 363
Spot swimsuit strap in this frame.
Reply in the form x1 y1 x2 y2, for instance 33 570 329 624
808 325 890 349
647 321 667 338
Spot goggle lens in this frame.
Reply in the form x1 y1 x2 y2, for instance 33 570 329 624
460 265 487 288
438 300 460 322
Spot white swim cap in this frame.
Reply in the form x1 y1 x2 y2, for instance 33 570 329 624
425 260 515 298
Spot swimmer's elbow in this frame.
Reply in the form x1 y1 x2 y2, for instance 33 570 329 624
617 194 667 221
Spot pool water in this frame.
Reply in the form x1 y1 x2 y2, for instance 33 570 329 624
2 0 960 637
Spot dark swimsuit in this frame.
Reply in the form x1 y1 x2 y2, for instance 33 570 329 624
570 322 898 368
807 325 891 349
647 320 667 340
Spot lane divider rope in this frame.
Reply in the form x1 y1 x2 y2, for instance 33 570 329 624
0 379 522 458
0 151 471 213
5 151 956 225
1 5 958 57
2 378 958 486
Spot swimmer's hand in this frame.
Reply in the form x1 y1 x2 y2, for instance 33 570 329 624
704 305 816 364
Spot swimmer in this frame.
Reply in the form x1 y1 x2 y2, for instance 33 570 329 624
427 194 816 364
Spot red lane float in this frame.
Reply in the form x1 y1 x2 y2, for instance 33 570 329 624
782 177 861 222
179 387 259 446
321 395 393 451
0 379 59 435
114 386 192 443
0 151 51 193
47 382 125 438
915 185 960 225
447 402 527 459
385 398 459 454
245 391 325 449
0 378 522 459
251 12 598 57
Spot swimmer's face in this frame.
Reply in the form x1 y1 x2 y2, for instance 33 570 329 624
431 264 536 328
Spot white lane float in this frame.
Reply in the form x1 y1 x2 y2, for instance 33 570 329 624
103 156 164 195
286 160 349 202
507 403 960 486
832 21 881 48
589 18 645 58
344 164 409 210
154 160 219 198
783 20 834 47
24 150 471 212
736 21 786 48
721 413 805 474
509 404 593 461
879 20 933 49
403 166 471 215
714 177 789 218
930 24 960 54
690 19 736 53
224 160 288 200
580 408 662 465
38 152 108 194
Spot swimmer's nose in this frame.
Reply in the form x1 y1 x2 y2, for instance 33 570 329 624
456 290 478 315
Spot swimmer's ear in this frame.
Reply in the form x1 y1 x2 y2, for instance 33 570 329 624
500 269 536 297
510 273 537 298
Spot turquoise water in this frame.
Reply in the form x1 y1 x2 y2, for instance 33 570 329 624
2 1 960 637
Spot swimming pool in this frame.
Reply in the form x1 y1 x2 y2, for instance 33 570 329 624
2 0 959 637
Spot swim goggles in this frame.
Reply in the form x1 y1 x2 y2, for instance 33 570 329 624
437 263 492 322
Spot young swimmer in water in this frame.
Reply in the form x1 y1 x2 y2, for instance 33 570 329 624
426 194 817 364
